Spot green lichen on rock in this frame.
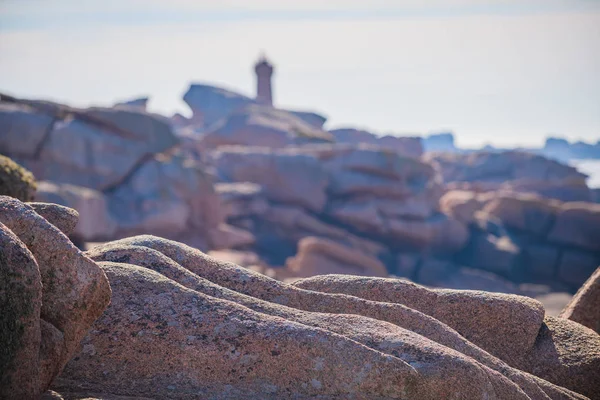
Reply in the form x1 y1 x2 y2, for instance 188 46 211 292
0 155 37 201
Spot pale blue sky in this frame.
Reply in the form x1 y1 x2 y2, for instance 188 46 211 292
1 0 599 147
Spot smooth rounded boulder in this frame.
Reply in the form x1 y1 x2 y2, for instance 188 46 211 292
66 235 591 399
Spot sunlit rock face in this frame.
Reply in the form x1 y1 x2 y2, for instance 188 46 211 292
0 94 241 250
48 234 600 399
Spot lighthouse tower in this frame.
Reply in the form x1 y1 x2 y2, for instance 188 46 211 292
254 54 274 106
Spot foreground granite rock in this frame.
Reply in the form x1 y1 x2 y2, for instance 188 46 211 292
560 267 600 333
0 196 111 399
523 316 600 399
294 274 600 398
51 235 597 399
293 274 545 366
0 221 42 398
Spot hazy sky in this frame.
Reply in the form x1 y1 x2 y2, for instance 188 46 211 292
1 0 599 148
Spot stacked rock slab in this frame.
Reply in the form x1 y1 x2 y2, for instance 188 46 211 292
441 191 600 289
0 95 178 190
328 128 423 158
199 104 334 149
210 145 468 268
426 151 591 202
285 236 389 278
0 196 111 399
182 83 328 133
51 235 599 399
0 94 238 250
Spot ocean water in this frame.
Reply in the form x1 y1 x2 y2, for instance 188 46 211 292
570 159 600 189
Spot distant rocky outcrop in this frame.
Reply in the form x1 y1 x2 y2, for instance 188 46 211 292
183 84 255 128
199 104 334 150
0 93 178 191
543 137 600 162
3 90 597 300
46 235 598 399
209 144 463 268
206 144 598 292
0 93 245 250
183 83 328 132
441 190 600 289
113 96 149 111
422 132 457 152
427 150 592 202
0 196 110 399
328 128 423 157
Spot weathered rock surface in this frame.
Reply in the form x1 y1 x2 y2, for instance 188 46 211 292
521 316 600 399
560 267 600 333
0 221 42 399
28 202 79 237
57 235 592 399
67 261 430 399
293 274 600 398
292 274 545 367
0 196 110 399
104 153 224 247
